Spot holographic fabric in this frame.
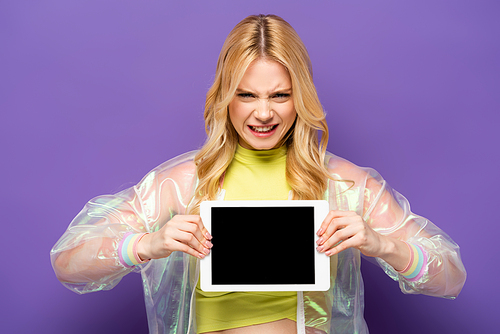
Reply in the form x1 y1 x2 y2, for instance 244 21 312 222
51 151 466 333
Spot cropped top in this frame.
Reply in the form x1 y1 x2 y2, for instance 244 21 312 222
195 145 296 333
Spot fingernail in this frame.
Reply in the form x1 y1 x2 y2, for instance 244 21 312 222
317 237 324 245
317 228 323 236
205 241 213 248
317 246 324 252
205 232 212 240
203 247 210 255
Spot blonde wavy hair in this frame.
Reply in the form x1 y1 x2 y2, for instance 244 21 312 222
189 14 332 214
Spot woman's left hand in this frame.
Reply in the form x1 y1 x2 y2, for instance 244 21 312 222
316 210 387 258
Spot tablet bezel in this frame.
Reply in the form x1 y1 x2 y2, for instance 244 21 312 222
200 200 330 292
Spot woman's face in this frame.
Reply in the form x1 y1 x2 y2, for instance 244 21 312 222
228 59 297 150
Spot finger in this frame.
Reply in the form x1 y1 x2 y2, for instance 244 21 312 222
317 210 335 236
171 229 211 255
318 210 356 236
158 230 207 259
324 234 363 256
176 222 213 249
169 216 212 247
182 215 212 240
318 224 361 252
317 216 357 246
174 239 208 259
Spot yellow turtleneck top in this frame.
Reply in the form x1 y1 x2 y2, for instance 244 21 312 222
195 145 297 333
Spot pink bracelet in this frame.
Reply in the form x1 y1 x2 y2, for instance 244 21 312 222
133 233 150 264
397 241 414 273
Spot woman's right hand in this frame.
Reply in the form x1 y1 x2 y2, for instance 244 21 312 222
137 215 213 260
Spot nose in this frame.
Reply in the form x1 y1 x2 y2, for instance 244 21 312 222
254 98 273 121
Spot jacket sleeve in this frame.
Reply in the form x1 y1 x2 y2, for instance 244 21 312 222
362 167 466 299
50 152 198 294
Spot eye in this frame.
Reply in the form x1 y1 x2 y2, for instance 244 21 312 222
271 93 291 102
237 93 256 100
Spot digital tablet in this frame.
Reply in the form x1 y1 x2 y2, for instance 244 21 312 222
200 200 330 292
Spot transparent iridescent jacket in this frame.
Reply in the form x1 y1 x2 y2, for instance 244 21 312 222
51 151 466 334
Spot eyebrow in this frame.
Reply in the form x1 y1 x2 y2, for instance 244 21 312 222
235 88 292 95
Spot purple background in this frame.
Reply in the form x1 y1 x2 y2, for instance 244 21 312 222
1 1 498 333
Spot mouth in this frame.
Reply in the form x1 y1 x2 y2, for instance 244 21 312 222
248 125 278 133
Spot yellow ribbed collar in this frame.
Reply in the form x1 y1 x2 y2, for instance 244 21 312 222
233 144 287 165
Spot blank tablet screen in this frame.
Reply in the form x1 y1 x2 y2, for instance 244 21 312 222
210 206 315 285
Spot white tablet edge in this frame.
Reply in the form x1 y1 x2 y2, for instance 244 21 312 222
200 200 330 292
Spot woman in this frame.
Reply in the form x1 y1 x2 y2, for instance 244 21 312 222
51 14 466 334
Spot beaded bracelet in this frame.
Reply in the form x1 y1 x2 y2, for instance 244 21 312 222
118 232 150 268
397 242 427 282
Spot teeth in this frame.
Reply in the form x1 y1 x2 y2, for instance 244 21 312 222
251 125 274 133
